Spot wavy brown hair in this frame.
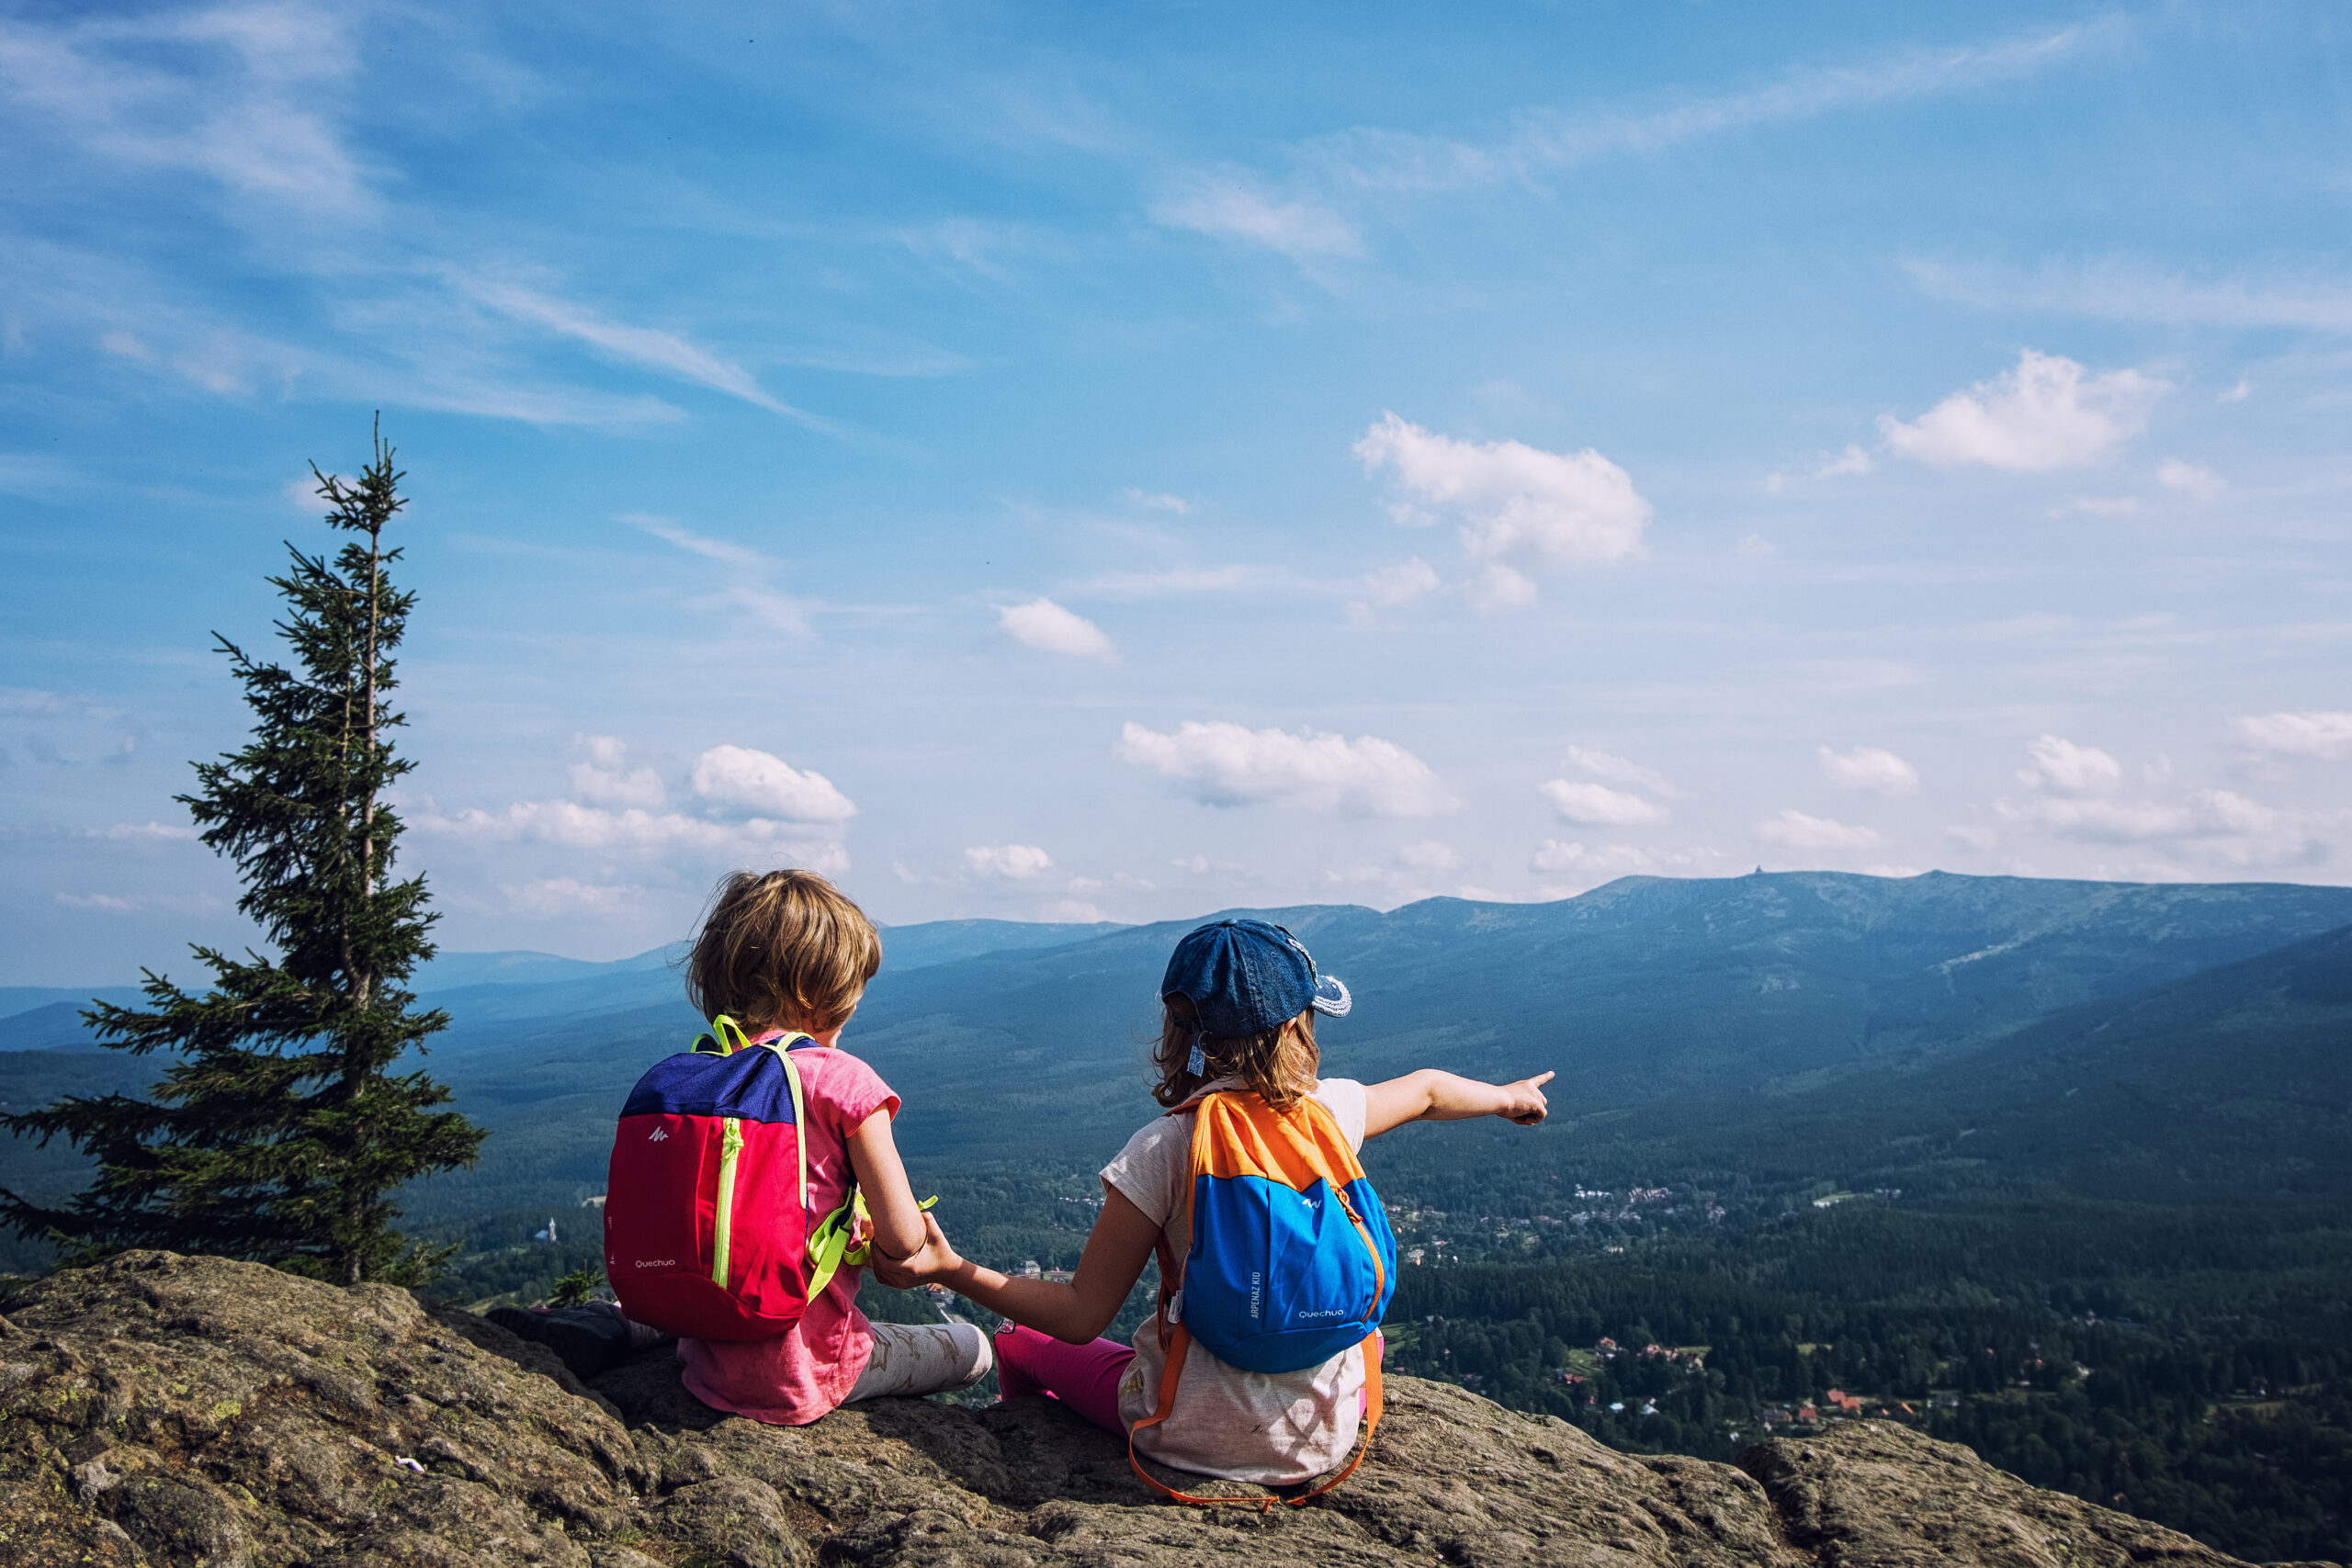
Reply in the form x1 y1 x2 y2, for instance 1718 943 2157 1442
686 869 882 1033
1151 994 1319 1111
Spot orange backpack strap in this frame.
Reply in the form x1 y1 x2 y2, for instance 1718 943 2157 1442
1126 1325 1385 1510
1125 1325 1283 1512
1282 1335 1384 1506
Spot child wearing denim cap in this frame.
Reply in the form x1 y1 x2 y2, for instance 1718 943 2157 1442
876 917 1552 1487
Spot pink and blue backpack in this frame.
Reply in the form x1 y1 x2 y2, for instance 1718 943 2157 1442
603 1018 869 1341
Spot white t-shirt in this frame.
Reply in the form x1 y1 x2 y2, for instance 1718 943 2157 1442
1098 1077 1375 1484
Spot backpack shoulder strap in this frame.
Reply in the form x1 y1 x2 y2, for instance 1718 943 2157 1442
1125 1325 1385 1510
1282 1336 1384 1505
752 1033 814 1212
1125 1325 1272 1513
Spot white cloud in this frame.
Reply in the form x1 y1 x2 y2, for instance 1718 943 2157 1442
89 820 199 842
1992 789 2338 866
691 745 857 823
1301 24 2104 194
1466 563 1538 615
2220 378 2254 402
502 877 639 916
1566 747 1680 798
624 513 765 569
2154 458 2224 499
54 890 225 914
1351 557 1442 617
1114 720 1460 817
2017 734 2121 795
1770 444 1872 492
1540 779 1668 827
1736 533 1776 558
2051 496 2141 518
1530 840 1656 876
1355 414 1651 599
1818 745 1920 797
1150 176 1362 261
1754 810 1883 853
461 278 842 434
421 799 848 868
1123 489 1192 513
1816 444 1873 478
1879 351 2166 472
0 2 375 219
1395 840 1462 872
1988 730 2340 866
997 597 1117 662
1075 564 1273 599
569 735 665 810
965 843 1054 879
1906 257 2352 334
2233 711 2352 761
626 515 811 637
1996 795 2191 843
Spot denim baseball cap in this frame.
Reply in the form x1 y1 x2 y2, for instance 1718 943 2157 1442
1160 918 1352 1037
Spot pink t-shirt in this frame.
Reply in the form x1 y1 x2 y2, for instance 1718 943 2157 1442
673 1043 899 1425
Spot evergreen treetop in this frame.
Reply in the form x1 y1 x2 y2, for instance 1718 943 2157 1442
0 423 485 1285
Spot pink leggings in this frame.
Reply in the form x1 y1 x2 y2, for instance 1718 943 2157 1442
992 1324 1136 1435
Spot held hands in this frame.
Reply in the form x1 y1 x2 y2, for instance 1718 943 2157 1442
869 1210 965 1291
1498 1070 1554 1125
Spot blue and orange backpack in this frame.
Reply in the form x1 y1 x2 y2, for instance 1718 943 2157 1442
603 1017 884 1341
1131 1087 1399 1506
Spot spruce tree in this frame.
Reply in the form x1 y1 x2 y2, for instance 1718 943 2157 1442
0 423 485 1285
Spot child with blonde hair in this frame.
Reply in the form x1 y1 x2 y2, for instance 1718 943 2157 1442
511 870 989 1416
670 869 990 1420
877 918 1550 1492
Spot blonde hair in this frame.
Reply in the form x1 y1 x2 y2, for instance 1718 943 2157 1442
686 870 881 1033
1151 996 1318 1111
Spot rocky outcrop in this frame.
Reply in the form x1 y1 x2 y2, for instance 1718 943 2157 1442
0 1253 2329 1568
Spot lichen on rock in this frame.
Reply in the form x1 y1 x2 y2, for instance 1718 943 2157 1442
0 1252 2327 1567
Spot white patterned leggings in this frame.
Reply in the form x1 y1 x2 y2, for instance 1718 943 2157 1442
844 1319 994 1403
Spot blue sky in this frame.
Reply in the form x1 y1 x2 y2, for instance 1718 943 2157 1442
4 2 2349 983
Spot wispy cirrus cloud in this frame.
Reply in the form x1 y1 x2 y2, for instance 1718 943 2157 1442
1298 22 2109 195
1150 175 1362 262
0 1 375 219
623 514 811 636
1150 24 2109 272
1907 256 2352 333
459 278 845 434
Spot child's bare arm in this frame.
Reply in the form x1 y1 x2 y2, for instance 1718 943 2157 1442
1363 1068 1554 1139
844 1111 931 1261
870 1186 1160 1343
